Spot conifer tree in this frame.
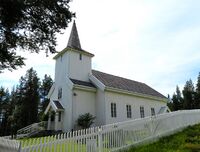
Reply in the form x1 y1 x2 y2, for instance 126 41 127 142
171 86 183 111
0 87 11 135
12 79 26 131
39 74 53 119
13 68 40 128
23 68 40 125
182 79 195 109
195 72 200 108
197 73 200 94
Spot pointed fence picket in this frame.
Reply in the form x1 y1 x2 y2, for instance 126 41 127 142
1 109 200 152
0 137 20 152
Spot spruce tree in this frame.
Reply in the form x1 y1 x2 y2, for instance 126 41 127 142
0 87 11 136
197 72 200 94
195 72 200 108
172 93 178 111
23 68 40 125
39 74 53 119
171 86 183 111
13 68 40 128
182 79 195 109
12 80 26 132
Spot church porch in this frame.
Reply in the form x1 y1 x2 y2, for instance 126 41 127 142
45 100 64 131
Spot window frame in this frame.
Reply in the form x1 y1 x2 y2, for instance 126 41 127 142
140 106 145 118
58 88 62 99
58 112 62 122
151 107 155 116
126 105 132 118
111 102 117 118
79 54 82 60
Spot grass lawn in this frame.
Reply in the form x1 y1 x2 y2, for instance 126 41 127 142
19 136 109 152
126 124 200 152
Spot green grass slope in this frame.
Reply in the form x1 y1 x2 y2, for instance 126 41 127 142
126 123 200 152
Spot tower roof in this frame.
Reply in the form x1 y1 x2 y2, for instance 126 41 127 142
67 21 81 49
53 21 94 59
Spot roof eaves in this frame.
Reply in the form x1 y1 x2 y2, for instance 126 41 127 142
53 47 94 60
53 48 68 59
69 47 94 57
73 84 97 92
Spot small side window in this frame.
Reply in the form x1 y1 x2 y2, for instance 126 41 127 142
151 108 155 116
58 88 62 99
126 105 132 118
111 103 117 117
79 54 82 60
58 112 61 122
140 106 145 118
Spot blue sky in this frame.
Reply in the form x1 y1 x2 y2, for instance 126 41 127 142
1 0 200 97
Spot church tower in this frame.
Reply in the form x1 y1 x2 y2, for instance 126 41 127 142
53 21 94 84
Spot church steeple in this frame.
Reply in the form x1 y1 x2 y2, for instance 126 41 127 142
67 21 82 49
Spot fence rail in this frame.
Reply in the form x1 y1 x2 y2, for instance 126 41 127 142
1 110 200 152
17 121 47 138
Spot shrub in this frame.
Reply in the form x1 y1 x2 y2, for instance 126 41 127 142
77 113 95 129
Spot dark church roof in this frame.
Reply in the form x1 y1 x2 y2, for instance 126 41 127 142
92 70 166 99
67 21 82 50
53 100 64 110
70 78 96 88
53 21 94 59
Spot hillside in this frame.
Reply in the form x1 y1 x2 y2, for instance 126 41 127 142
127 123 200 152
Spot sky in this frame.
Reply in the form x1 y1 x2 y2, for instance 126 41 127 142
1 0 200 97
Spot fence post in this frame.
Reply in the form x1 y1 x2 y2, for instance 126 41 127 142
18 142 22 152
150 116 155 136
98 127 102 152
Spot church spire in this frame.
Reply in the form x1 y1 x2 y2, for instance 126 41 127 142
67 20 82 49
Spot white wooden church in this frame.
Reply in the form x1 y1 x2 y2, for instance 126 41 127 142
45 21 169 132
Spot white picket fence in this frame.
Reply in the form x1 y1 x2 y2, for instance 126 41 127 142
0 137 20 152
1 109 200 152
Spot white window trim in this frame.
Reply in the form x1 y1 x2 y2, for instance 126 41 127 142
140 106 145 118
151 107 155 116
126 105 132 118
111 102 117 118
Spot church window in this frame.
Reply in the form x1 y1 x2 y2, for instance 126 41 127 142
79 54 82 60
58 112 62 122
58 88 62 99
111 103 117 117
140 106 145 118
151 107 155 116
126 105 132 118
